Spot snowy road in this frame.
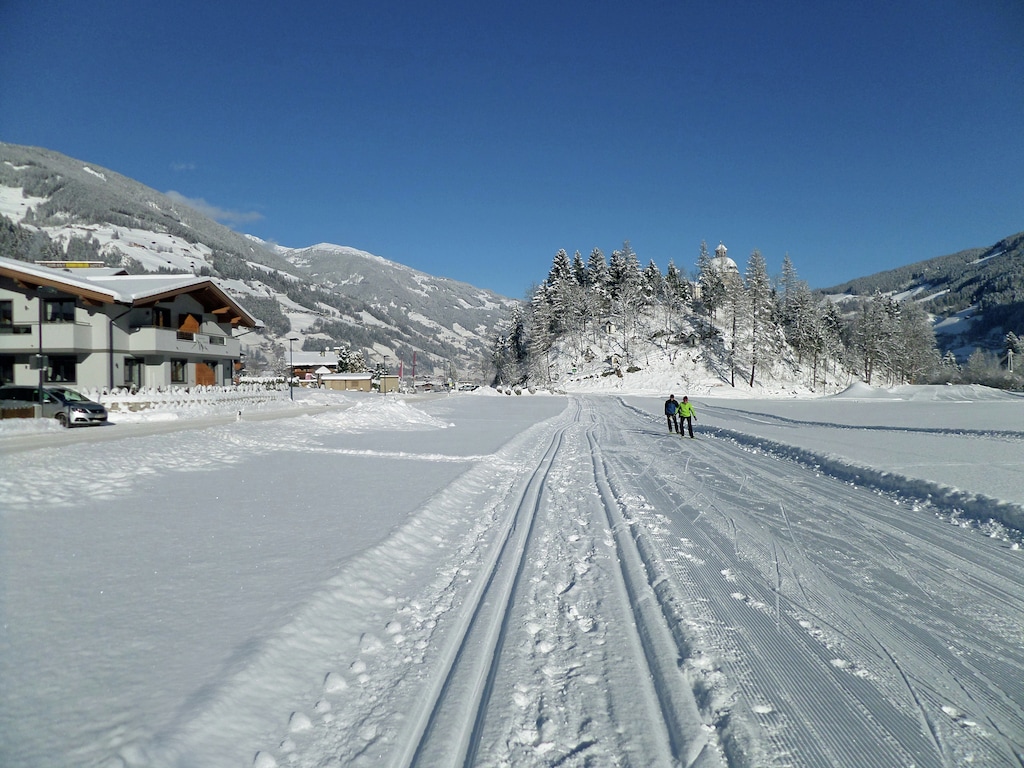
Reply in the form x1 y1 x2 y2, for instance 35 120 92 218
2 393 1023 767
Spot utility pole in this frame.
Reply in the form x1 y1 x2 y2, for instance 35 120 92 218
287 336 299 399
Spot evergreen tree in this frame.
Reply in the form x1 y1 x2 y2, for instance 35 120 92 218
745 249 775 387
815 302 845 389
527 283 557 381
545 249 575 334
664 260 690 329
584 247 610 331
778 253 800 306
491 304 528 385
894 301 939 383
641 259 665 306
851 293 896 385
723 270 746 387
696 240 725 326
607 242 644 363
571 250 587 286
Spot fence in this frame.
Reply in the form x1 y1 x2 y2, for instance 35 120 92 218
92 383 289 413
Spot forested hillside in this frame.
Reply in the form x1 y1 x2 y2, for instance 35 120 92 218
494 238 1024 392
822 230 1024 359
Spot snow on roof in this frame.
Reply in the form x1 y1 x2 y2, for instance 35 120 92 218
321 372 372 380
82 273 214 302
289 350 340 366
0 255 259 326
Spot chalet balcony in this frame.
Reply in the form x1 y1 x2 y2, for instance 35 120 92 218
127 326 241 357
0 321 93 353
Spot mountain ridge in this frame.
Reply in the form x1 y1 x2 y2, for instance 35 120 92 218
819 229 1024 359
0 141 515 380
2 141 1020 377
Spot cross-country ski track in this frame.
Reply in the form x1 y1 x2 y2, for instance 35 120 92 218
3 393 1022 767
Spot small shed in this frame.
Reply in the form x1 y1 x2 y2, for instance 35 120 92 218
321 373 373 392
380 374 400 394
314 366 332 387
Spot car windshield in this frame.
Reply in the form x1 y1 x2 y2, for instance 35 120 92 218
49 387 88 402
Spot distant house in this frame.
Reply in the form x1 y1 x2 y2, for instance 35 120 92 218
321 372 373 392
287 350 341 383
0 256 260 390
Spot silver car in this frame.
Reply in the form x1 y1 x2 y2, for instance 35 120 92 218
0 385 109 427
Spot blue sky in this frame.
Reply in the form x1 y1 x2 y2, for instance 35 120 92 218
2 1 1022 299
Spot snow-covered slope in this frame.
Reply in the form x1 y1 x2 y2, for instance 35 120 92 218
820 229 1024 360
0 142 516 379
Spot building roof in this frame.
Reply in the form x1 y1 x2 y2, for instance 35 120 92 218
289 350 341 367
0 255 260 327
321 372 372 381
710 242 740 275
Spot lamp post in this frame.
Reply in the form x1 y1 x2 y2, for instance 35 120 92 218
36 286 58 409
287 336 299 400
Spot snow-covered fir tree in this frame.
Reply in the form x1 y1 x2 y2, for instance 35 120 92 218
489 239 950 392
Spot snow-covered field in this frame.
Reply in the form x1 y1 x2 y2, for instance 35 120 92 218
2 385 1023 767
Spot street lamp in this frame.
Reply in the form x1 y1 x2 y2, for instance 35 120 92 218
36 285 59 409
287 336 299 400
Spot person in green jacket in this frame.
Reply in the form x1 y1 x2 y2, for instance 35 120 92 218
678 396 696 438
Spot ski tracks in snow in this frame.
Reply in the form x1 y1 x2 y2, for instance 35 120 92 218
609 396 1024 767
155 397 733 768
366 396 728 767
127 395 1024 768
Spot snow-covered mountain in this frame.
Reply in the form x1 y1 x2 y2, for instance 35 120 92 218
271 241 517 378
820 229 1024 361
0 142 516 379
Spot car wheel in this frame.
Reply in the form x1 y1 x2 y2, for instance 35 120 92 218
55 412 69 428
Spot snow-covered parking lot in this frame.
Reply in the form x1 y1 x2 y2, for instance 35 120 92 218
2 385 1022 767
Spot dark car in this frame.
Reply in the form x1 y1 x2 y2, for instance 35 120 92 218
0 385 109 427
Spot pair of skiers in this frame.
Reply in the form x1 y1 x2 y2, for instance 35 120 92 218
664 394 696 438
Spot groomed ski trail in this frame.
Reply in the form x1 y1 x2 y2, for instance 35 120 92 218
117 395 1024 768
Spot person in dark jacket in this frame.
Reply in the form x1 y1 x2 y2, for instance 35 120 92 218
664 394 680 433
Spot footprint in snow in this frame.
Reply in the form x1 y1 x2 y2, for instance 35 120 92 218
288 711 313 733
359 632 383 653
323 671 348 693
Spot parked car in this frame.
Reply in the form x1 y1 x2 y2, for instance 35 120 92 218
0 385 109 427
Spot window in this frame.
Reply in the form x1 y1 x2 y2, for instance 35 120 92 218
0 300 31 334
153 307 171 328
171 358 187 383
124 357 144 387
46 355 77 383
43 298 76 323
0 355 13 384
